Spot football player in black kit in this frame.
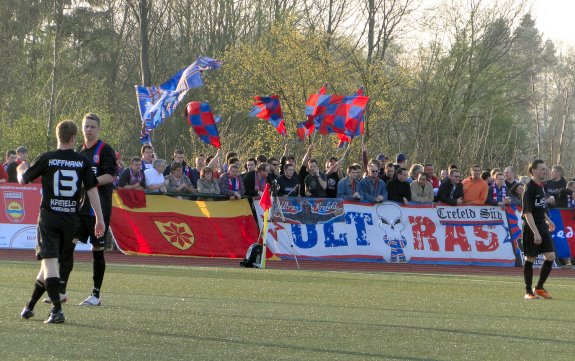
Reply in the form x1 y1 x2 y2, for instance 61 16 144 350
522 159 556 300
75 113 116 305
18 120 105 323
45 113 116 306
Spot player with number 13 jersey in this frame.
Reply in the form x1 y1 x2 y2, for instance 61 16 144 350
24 148 97 215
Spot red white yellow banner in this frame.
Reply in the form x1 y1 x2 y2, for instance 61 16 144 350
110 192 259 258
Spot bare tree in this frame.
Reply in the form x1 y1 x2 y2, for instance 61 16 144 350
47 0 64 151
126 0 151 86
300 0 354 38
362 0 421 65
552 53 575 165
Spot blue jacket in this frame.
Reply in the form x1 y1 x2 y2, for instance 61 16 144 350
337 176 360 200
358 176 387 203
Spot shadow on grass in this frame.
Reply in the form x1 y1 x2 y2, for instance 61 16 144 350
68 321 439 361
95 302 574 346
84 299 575 347
101 291 575 326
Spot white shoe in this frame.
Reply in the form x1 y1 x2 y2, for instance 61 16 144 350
42 293 68 304
79 295 101 306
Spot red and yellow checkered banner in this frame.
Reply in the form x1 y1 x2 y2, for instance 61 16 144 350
110 192 259 258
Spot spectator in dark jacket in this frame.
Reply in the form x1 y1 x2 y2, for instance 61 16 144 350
387 167 411 204
276 163 300 196
437 169 464 205
7 146 29 182
556 181 575 208
544 165 567 200
118 156 146 190
243 163 270 198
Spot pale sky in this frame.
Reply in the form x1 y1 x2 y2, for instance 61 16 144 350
532 0 574 47
407 0 574 53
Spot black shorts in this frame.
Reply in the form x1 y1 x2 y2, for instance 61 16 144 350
522 222 555 257
36 209 79 260
76 214 110 248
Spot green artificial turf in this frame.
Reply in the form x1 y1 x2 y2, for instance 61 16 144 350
1 261 574 360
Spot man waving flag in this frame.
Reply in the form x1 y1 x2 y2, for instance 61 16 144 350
136 56 222 143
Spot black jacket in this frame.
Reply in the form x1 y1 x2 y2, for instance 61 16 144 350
243 171 270 197
386 178 411 202
437 179 464 205
276 174 300 196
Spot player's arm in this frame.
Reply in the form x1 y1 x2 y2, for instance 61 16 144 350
521 184 543 241
17 156 43 185
97 174 114 185
87 187 105 237
93 173 113 187
98 147 118 186
523 212 542 243
16 162 30 185
544 212 556 232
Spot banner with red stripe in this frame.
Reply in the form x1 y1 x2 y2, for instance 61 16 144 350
254 199 517 266
110 193 259 257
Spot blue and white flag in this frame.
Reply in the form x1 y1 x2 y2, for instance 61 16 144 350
136 56 222 143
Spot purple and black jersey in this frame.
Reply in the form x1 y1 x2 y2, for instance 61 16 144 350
22 149 97 214
522 179 548 225
77 140 116 217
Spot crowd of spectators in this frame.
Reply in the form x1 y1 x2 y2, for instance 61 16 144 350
3 143 575 209
1 147 43 184
4 142 575 267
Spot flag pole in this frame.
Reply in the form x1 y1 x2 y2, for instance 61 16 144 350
260 209 269 269
258 183 273 269
310 129 318 146
340 138 353 163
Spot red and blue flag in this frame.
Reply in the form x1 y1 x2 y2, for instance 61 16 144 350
305 84 327 127
296 121 315 141
336 86 366 148
305 94 369 137
336 133 351 148
186 101 221 148
298 84 323 142
250 95 287 136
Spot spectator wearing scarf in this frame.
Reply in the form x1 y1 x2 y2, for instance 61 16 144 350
118 156 146 190
218 164 245 200
486 172 510 207
244 163 270 198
